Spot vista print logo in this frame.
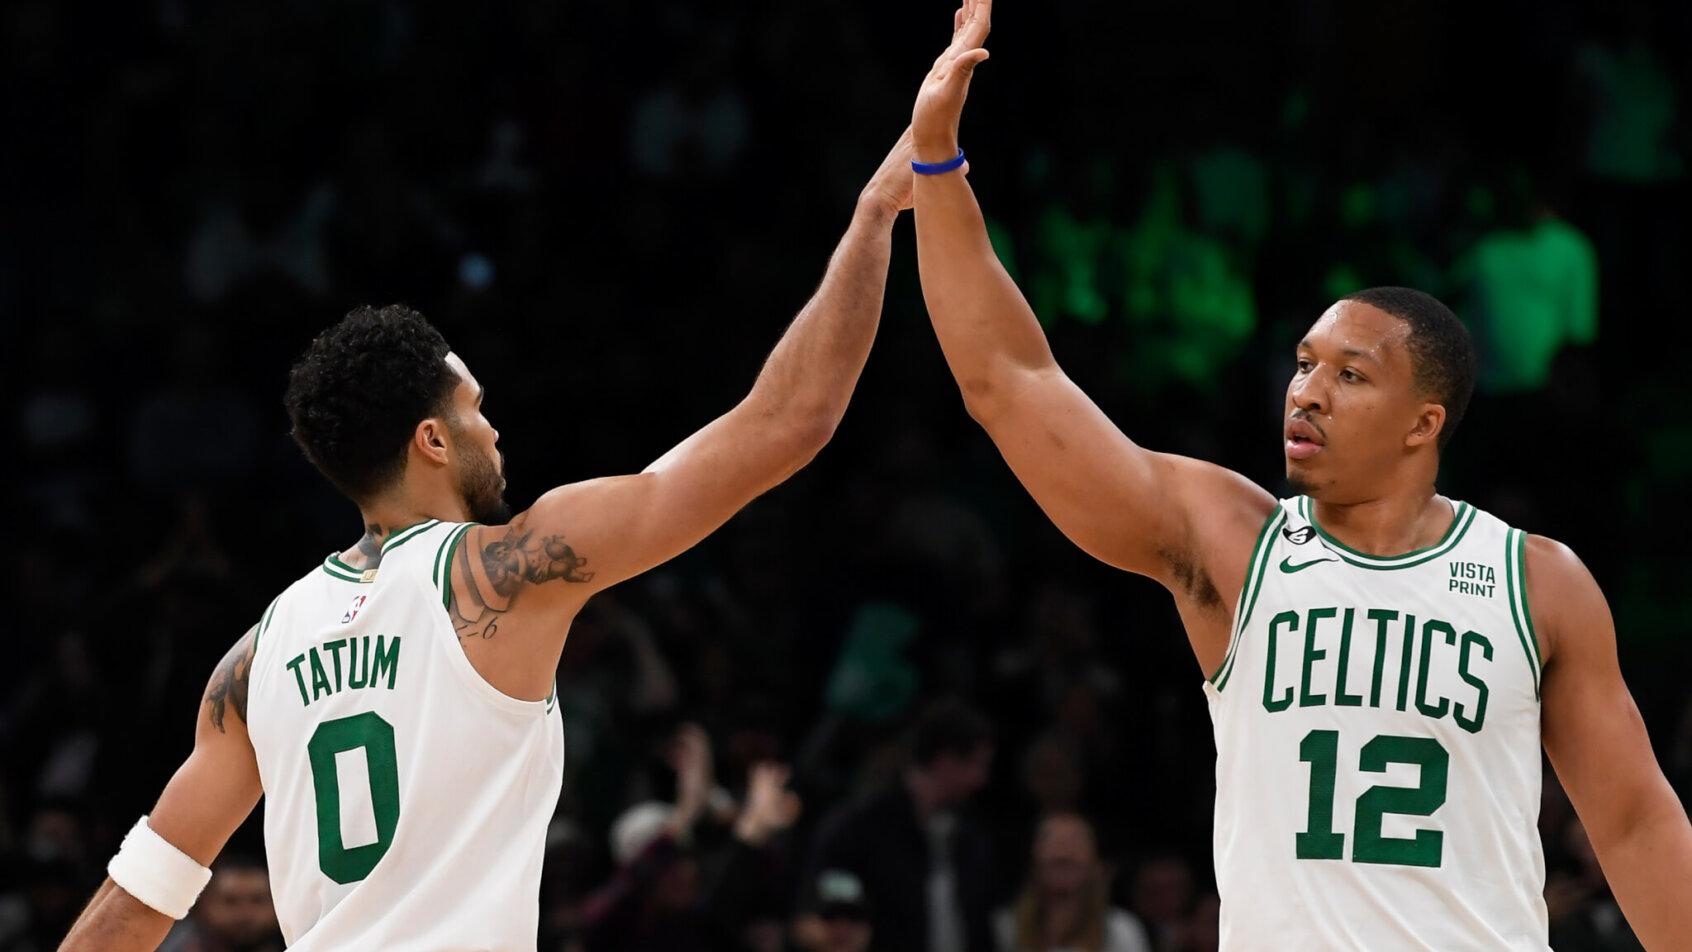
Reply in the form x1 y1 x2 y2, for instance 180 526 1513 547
1282 525 1316 545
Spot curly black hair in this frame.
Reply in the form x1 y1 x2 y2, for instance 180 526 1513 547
284 304 460 501
1342 287 1476 451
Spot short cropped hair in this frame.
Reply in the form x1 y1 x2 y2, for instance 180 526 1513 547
1342 287 1475 450
284 305 459 500
911 697 994 767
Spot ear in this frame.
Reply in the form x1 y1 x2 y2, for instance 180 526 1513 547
1406 402 1446 449
414 417 453 466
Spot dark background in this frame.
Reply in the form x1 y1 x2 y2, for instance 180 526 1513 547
6 1 1691 950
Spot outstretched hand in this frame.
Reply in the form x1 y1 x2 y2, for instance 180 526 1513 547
912 0 992 163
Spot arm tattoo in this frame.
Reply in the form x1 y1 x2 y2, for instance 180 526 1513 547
205 625 257 732
448 519 595 641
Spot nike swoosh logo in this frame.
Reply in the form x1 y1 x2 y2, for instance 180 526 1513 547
1279 556 1337 573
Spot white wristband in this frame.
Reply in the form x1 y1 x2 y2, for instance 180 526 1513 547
106 816 213 920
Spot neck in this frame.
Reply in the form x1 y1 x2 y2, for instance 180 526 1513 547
343 489 468 569
1039 891 1087 942
1309 486 1452 557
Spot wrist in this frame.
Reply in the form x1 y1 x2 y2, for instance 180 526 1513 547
913 135 958 165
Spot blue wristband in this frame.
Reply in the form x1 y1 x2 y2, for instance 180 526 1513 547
912 149 966 175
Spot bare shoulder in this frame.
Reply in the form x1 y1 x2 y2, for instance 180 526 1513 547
1156 453 1279 606
1520 532 1611 669
445 509 600 643
204 624 259 735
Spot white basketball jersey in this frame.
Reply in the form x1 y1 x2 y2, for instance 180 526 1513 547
247 520 565 951
1205 497 1547 951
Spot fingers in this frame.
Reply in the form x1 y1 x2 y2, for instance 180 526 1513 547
963 0 992 45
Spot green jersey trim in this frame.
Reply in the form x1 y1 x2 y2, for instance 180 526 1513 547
435 523 477 609
1505 528 1543 700
382 519 441 554
1299 496 1476 570
255 595 283 648
321 556 368 583
1211 507 1288 691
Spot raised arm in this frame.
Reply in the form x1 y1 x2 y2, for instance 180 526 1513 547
1533 536 1692 950
441 131 915 691
59 628 265 952
908 1 1271 595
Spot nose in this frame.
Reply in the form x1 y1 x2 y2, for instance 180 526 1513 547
1290 370 1327 415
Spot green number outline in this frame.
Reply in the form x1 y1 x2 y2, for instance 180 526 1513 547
307 712 401 883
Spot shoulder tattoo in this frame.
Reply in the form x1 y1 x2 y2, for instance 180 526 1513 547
448 518 595 642
205 625 258 732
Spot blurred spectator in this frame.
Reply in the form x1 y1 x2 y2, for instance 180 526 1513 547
158 855 283 952
1126 854 1195 952
993 813 1151 952
1575 6 1683 188
800 869 874 952
1449 170 1598 397
800 698 998 952
1167 894 1219 952
1019 733 1086 817
580 725 799 952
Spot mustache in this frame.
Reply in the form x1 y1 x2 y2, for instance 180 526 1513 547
1288 409 1327 440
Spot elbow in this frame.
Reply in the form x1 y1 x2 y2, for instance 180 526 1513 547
957 376 1008 427
792 412 839 460
772 407 839 465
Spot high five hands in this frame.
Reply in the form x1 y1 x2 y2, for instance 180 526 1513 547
913 0 993 164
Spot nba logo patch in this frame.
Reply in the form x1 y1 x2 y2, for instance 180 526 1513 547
342 595 369 624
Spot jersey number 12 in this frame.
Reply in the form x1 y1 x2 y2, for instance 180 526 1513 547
1296 729 1448 868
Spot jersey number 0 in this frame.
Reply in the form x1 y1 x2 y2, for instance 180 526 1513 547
307 712 402 883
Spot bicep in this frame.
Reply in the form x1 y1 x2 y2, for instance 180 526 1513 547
973 367 1274 581
1534 539 1678 847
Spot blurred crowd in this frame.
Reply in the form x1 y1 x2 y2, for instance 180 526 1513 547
5 1 1691 951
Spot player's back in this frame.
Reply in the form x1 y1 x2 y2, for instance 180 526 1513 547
1205 497 1548 951
247 520 564 951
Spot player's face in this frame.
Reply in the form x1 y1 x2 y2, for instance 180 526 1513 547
1283 301 1439 502
444 353 510 525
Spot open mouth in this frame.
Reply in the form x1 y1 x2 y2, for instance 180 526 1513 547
1285 420 1324 459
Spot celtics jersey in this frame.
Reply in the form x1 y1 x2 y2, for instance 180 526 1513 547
247 520 564 951
1204 497 1547 951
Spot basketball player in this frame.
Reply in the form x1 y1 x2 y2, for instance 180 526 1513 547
57 128 921 952
907 2 1692 948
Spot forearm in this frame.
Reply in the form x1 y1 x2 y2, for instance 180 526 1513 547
742 199 896 431
58 878 174 952
1591 797 1692 950
913 172 1056 416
